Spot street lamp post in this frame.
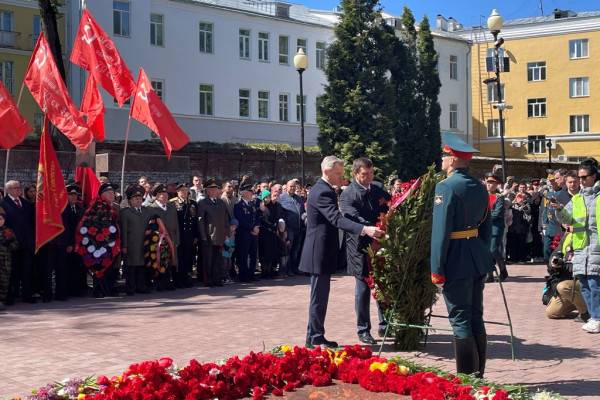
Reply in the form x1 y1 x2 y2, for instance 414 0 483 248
546 139 553 170
294 48 308 187
487 9 507 183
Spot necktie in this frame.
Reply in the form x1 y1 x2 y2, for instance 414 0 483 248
72 205 76 213
137 208 141 214
15 198 22 208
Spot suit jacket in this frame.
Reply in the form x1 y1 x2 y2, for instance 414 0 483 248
430 168 494 283
488 193 505 254
63 202 84 247
279 192 305 240
120 206 151 266
234 199 260 237
2 196 35 250
197 198 230 246
339 180 389 277
299 178 363 275
148 202 180 247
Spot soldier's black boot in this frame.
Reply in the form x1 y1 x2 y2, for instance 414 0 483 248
474 333 487 378
453 337 479 375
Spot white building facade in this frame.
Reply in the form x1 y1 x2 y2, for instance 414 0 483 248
66 0 471 146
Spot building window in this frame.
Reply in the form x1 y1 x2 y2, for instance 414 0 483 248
113 1 130 37
0 11 13 31
527 98 546 118
279 35 289 65
527 135 546 154
487 83 504 103
150 14 164 47
258 91 269 119
258 32 269 62
316 42 326 69
239 89 250 118
570 115 590 133
0 61 14 94
199 22 213 53
297 38 307 55
449 55 458 80
527 61 546 81
151 79 164 100
569 77 589 97
239 29 250 59
279 93 289 122
199 84 213 116
296 94 306 122
449 103 458 129
487 119 501 138
569 39 589 59
32 15 42 46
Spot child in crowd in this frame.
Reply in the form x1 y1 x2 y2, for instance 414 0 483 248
223 219 238 283
0 209 18 308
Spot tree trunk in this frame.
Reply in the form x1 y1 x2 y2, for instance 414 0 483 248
38 0 74 151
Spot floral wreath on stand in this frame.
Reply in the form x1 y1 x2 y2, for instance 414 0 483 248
75 198 121 278
143 216 175 276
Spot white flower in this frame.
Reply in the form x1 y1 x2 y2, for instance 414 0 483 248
93 250 103 258
87 245 96 254
99 247 107 255
80 226 88 235
209 367 220 378
376 248 386 256
81 237 89 245
108 241 115 247
533 392 560 400
109 226 117 233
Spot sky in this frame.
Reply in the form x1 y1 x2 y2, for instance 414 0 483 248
294 0 599 27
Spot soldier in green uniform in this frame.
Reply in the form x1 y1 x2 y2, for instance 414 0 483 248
430 132 494 378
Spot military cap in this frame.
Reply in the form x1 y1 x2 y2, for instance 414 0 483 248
204 178 219 189
125 184 145 200
66 184 81 195
484 172 503 184
239 182 254 192
441 132 479 160
98 182 117 196
151 183 168 197
176 183 188 190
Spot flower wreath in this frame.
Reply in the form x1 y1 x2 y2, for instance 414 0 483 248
143 216 175 276
75 198 121 278
0 226 17 248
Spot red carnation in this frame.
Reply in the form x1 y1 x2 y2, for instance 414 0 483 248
158 357 173 368
88 227 98 235
96 234 105 242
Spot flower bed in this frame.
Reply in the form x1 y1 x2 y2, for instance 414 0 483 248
23 346 561 400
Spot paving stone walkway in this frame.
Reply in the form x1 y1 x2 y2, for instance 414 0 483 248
0 263 598 398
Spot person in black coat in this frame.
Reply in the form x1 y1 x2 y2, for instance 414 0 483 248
339 158 390 345
299 156 384 348
2 180 36 304
64 185 86 296
234 184 261 282
258 190 284 278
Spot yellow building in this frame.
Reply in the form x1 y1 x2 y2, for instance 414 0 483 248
0 0 65 137
466 10 600 162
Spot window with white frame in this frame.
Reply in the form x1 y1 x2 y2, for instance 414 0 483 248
487 119 501 138
296 94 306 122
487 82 504 103
32 15 42 46
239 89 250 118
449 104 458 129
0 61 14 94
258 32 269 62
199 22 213 53
258 91 269 119
279 93 289 122
316 42 326 69
151 79 164 100
570 115 590 133
150 14 164 47
239 29 250 59
199 84 213 116
279 36 289 65
527 135 546 154
569 39 588 59
297 38 307 55
527 61 546 81
449 55 458 80
569 77 589 97
527 98 546 118
0 10 13 31
113 1 130 37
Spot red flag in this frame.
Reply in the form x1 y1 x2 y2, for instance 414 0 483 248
36 119 68 252
81 74 105 141
75 165 101 206
0 81 32 148
130 68 189 158
71 9 136 107
24 33 93 150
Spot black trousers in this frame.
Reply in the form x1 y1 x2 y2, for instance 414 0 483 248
67 252 87 296
201 243 224 284
355 277 387 335
286 232 303 274
41 243 69 300
7 248 34 302
177 241 195 286
306 273 331 343
124 264 149 293
236 235 257 282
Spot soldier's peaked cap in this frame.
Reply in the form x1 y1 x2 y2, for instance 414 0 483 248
441 132 479 160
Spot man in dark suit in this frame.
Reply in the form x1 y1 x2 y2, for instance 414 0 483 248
2 180 36 304
234 183 260 282
65 184 86 297
340 157 390 345
300 156 384 348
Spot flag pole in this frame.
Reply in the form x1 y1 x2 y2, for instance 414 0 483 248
120 116 132 195
4 81 27 186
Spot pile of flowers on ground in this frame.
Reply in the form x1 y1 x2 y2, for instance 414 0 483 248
21 345 563 400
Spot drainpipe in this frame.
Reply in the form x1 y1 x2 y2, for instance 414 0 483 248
465 43 471 144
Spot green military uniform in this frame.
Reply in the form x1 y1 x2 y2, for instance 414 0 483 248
430 132 494 378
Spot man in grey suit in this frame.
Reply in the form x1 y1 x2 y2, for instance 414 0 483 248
149 183 180 290
299 156 384 349
198 179 230 287
120 184 151 294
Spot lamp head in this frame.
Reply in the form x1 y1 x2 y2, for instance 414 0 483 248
487 9 503 32
294 48 308 71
